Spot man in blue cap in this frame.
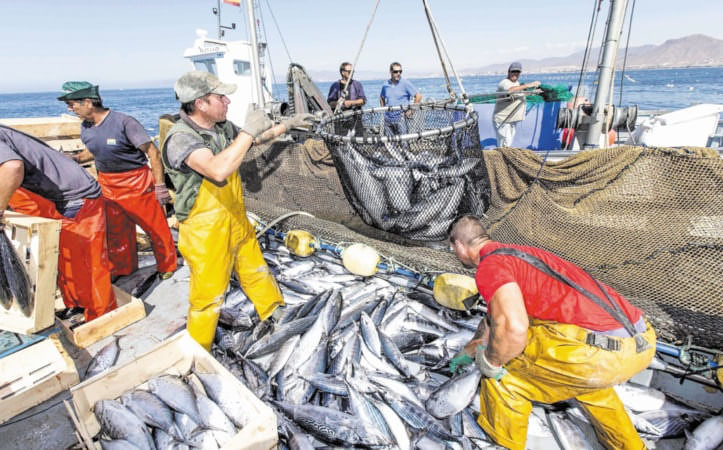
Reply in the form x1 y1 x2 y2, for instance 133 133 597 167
493 62 540 147
58 81 177 281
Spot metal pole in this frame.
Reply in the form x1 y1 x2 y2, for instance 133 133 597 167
246 0 265 108
217 0 222 39
583 0 628 149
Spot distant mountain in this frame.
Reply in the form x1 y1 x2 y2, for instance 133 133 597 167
461 34 723 75
308 34 723 81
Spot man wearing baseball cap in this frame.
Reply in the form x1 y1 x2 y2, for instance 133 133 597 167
162 70 314 349
493 62 541 148
59 81 177 281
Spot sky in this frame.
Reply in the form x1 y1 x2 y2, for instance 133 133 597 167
0 0 721 93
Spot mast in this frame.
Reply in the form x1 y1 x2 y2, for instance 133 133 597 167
245 0 265 108
216 0 222 39
583 0 628 148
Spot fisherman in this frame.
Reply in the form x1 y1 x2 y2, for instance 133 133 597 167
327 62 367 137
379 62 421 135
59 81 177 280
161 71 315 350
447 215 656 450
493 62 540 147
0 124 116 321
327 62 367 111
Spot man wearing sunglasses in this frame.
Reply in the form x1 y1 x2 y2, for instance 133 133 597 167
327 62 367 136
379 62 421 135
493 62 540 148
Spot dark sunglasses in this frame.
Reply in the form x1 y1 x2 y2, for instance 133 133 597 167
391 70 402 74
341 69 351 73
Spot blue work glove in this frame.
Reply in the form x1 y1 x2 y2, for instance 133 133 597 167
449 353 474 374
475 345 507 381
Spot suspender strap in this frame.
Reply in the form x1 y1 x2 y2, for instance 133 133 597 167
480 247 651 353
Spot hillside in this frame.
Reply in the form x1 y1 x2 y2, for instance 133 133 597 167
462 34 723 75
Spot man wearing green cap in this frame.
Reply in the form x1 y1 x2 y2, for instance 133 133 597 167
59 81 177 280
162 70 315 349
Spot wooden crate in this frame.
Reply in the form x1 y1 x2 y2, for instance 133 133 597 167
0 116 81 139
0 212 61 335
58 286 146 348
0 334 79 424
70 331 278 450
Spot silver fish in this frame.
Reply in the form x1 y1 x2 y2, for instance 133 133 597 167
94 399 156 450
425 367 482 419
85 335 123 379
546 410 594 450
195 392 236 446
684 415 723 450
148 375 202 425
195 371 254 428
120 390 185 443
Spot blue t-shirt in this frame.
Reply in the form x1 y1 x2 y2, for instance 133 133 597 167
0 125 101 203
380 78 418 107
80 110 150 173
327 79 367 108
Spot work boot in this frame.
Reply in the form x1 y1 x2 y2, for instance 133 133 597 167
158 271 173 280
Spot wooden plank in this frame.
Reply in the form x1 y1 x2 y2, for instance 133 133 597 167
0 116 81 139
58 286 146 348
0 334 79 424
42 137 85 152
0 212 61 335
70 332 278 449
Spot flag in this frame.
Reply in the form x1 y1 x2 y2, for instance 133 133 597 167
223 0 241 6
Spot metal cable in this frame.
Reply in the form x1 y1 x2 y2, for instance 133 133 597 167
422 0 470 106
263 0 293 62
618 0 636 107
573 0 602 108
334 0 382 115
422 0 456 101
256 0 278 100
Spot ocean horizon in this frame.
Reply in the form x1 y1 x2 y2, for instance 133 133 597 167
1 67 721 135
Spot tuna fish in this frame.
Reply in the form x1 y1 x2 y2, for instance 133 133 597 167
94 399 156 450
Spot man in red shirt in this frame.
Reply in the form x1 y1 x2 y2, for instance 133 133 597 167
448 215 655 450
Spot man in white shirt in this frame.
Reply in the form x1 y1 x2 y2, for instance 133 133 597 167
493 62 540 148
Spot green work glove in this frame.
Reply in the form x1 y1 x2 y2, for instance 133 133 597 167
243 109 274 139
475 345 507 381
281 113 316 131
449 353 474 374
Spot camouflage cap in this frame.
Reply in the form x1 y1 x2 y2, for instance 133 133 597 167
174 71 237 103
57 81 100 101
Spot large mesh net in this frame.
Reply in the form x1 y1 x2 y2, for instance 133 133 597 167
317 103 485 241
240 135 721 349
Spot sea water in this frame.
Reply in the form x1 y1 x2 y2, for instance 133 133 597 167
1 67 721 135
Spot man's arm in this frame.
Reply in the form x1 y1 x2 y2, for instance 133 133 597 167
184 122 288 184
413 92 422 104
484 282 529 366
72 148 94 164
379 96 386 107
507 81 541 93
139 142 164 185
0 160 24 211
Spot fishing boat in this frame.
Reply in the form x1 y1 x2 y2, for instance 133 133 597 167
0 0 720 449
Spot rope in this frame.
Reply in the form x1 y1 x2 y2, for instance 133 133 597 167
334 0 382 115
573 0 603 110
422 0 456 101
256 0 278 100
618 0 636 107
421 0 470 107
263 0 293 62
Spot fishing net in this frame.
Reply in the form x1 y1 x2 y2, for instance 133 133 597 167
316 103 485 241
239 136 722 349
468 83 573 105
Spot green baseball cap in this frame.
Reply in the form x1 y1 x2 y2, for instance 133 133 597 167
174 71 236 103
57 81 100 101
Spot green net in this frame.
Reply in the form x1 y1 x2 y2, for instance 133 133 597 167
469 83 572 105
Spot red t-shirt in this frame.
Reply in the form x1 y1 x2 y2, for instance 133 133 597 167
475 242 642 332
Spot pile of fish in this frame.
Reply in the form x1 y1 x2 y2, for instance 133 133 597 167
93 368 251 449
210 236 720 450
0 231 34 317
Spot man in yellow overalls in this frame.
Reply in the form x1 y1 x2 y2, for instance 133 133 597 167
162 71 314 350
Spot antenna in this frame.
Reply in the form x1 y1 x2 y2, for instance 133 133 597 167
213 0 237 39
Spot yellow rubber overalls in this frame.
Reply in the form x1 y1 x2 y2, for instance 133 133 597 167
177 170 283 350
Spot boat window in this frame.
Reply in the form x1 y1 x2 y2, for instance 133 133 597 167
193 59 217 75
234 60 251 76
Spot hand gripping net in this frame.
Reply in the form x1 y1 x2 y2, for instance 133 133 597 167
318 103 487 242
